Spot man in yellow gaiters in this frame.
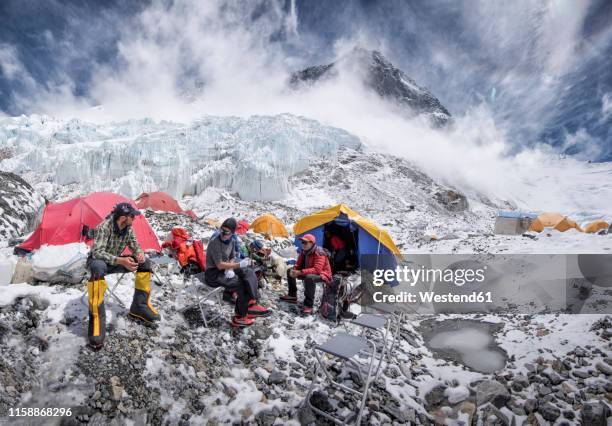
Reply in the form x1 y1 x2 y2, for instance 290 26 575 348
86 203 160 350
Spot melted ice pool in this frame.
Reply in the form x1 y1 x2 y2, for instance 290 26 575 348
426 326 506 373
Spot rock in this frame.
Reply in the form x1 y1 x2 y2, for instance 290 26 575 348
543 369 563 385
572 370 589 379
297 405 316 426
26 295 50 311
255 408 279 426
596 362 612 375
561 381 578 394
267 370 286 385
506 399 525 416
425 385 446 407
538 385 552 396
539 402 561 422
434 190 469 212
562 410 575 420
111 385 123 401
475 380 510 408
309 391 332 412
524 398 538 414
580 401 611 426
92 390 101 401
479 403 509 425
0 171 45 240
444 385 470 404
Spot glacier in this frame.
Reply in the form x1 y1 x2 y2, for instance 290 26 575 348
0 114 361 201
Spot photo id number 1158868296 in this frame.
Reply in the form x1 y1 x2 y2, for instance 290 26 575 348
8 407 73 417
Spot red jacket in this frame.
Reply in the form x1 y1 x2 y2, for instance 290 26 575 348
297 246 332 283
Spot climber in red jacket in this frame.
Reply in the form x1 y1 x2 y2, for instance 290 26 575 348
279 233 332 315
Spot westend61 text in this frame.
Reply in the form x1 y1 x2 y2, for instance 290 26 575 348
373 291 493 304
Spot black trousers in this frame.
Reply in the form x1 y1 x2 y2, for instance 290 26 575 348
205 267 258 316
332 248 347 271
286 270 324 308
88 257 152 280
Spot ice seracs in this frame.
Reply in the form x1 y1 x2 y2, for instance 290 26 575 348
0 114 360 201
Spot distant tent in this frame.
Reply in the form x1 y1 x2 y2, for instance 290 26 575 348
250 214 289 238
236 220 250 235
528 212 583 233
494 211 537 235
584 219 609 234
136 191 198 220
293 204 400 272
16 192 161 253
136 192 183 214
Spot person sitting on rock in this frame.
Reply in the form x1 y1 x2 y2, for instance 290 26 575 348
205 218 271 327
279 234 332 315
87 202 160 350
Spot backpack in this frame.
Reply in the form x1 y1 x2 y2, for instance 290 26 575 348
319 274 349 323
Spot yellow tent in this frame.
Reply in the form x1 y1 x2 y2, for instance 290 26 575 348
528 212 583 233
584 219 609 234
250 214 289 238
293 204 401 255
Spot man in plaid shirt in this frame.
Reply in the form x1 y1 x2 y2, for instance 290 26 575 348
87 202 160 350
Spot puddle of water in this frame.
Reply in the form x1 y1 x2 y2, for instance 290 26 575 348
424 323 507 373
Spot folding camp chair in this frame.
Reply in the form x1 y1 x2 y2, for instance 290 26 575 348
348 313 392 379
180 272 224 328
148 255 180 289
304 333 380 425
80 272 129 309
365 302 407 358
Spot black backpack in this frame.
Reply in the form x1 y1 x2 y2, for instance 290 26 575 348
319 274 349 323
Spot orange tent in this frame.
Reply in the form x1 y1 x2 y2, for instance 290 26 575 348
251 214 289 238
528 212 583 233
584 219 609 234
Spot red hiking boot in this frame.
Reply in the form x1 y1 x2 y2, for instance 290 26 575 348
301 306 313 315
231 315 254 328
278 294 298 304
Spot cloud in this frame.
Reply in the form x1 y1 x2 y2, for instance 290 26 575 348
602 92 612 119
1 0 610 213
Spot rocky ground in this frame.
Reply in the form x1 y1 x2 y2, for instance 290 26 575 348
0 260 610 425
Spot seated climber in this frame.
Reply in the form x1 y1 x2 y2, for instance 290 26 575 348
86 202 160 350
204 218 271 327
278 234 332 315
325 229 347 272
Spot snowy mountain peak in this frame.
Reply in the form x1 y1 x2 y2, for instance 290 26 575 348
290 48 452 127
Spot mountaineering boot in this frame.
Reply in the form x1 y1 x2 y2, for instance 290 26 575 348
87 279 107 350
247 299 272 318
129 272 161 323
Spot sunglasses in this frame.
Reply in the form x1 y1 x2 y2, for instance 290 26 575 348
300 240 311 245
221 228 233 236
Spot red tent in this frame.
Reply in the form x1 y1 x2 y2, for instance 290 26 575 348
135 192 182 214
17 192 161 253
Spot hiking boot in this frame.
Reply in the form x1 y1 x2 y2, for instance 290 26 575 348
278 294 298 304
129 272 161 323
301 306 313 315
247 303 272 318
230 315 254 328
87 278 107 349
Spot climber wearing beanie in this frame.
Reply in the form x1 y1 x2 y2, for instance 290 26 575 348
86 202 160 350
205 217 271 327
